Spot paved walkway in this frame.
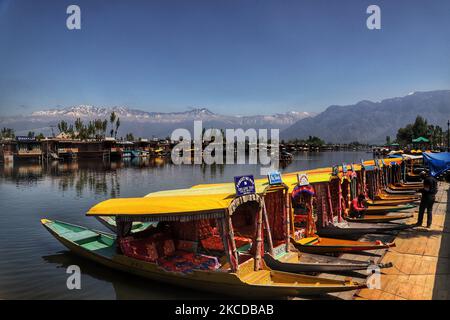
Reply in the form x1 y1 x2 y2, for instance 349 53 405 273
355 182 449 300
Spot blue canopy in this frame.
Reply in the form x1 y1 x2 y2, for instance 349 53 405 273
423 152 450 178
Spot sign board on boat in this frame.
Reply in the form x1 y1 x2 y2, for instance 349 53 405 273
332 165 339 176
267 171 282 185
16 136 36 142
297 173 309 186
234 175 256 196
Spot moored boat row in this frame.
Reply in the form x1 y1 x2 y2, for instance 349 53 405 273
41 155 423 298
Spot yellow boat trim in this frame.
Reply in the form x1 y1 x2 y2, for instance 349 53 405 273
295 237 319 245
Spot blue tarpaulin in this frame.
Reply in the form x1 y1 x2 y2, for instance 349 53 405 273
423 152 450 178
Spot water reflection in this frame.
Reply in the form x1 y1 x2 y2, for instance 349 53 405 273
42 252 219 300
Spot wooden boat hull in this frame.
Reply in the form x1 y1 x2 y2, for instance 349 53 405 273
316 223 413 239
384 188 417 195
41 219 364 297
367 199 416 206
394 182 422 188
376 193 419 201
292 236 395 254
365 204 415 215
388 184 421 191
344 214 412 223
264 252 392 273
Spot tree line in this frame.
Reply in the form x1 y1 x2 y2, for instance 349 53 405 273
394 115 448 148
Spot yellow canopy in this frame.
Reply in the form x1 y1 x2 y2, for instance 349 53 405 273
87 194 233 217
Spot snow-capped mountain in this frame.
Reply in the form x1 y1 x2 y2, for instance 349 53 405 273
2 105 315 138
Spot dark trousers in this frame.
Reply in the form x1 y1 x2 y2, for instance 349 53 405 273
417 196 434 227
350 210 365 219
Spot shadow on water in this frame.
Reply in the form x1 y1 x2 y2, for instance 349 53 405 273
42 251 223 300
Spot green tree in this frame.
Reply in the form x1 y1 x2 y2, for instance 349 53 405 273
1 127 15 139
115 117 120 139
396 116 429 146
109 112 116 137
57 120 68 133
36 133 45 140
125 132 134 142
27 131 35 138
411 116 429 139
74 118 84 133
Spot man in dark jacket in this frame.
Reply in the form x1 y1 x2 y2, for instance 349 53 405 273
416 171 438 228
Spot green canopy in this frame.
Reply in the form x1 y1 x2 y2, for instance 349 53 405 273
412 137 429 143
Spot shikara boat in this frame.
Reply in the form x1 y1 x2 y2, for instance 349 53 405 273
364 204 415 215
42 193 365 297
344 213 412 223
316 222 413 239
264 252 392 273
286 179 396 254
292 236 395 254
383 187 417 195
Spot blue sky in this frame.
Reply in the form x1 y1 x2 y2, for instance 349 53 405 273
0 0 449 116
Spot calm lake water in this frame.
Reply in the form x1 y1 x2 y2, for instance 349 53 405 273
0 151 370 299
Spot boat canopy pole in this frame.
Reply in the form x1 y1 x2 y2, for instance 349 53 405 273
226 211 239 272
261 200 274 256
254 206 263 271
218 217 236 273
286 188 292 252
337 178 343 222
326 183 333 225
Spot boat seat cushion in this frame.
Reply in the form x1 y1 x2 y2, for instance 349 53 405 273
120 237 159 262
176 240 198 253
200 234 252 252
157 251 220 274
162 239 176 256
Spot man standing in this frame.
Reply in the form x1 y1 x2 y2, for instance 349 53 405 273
417 171 438 228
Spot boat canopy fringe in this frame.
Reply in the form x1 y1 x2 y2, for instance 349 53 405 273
228 193 262 215
116 211 226 222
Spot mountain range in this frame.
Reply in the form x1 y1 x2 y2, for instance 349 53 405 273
1 90 448 143
281 90 450 144
0 106 314 138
